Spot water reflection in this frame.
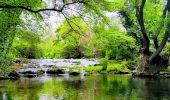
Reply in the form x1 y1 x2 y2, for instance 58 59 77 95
0 75 170 100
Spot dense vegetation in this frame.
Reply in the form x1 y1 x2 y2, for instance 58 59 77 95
0 0 170 77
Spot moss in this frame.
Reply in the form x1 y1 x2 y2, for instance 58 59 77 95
10 65 24 70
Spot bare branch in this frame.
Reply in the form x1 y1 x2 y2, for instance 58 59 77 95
0 5 62 12
61 12 86 36
0 1 86 13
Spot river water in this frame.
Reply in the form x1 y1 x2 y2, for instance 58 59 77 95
0 74 170 100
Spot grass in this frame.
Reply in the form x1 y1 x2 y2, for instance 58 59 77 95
107 60 131 73
84 66 103 73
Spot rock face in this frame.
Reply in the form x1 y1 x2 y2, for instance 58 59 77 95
8 70 21 80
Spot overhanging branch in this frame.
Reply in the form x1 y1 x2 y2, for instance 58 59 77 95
0 5 62 12
0 1 86 13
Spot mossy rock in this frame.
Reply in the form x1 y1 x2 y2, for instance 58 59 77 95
22 70 36 74
37 70 45 75
46 69 65 74
21 70 45 78
8 70 21 80
69 70 80 76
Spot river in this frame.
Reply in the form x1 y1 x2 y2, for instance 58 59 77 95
0 74 170 100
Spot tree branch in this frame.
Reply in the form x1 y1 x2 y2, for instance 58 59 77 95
149 0 170 62
0 5 62 12
153 3 168 49
0 1 86 13
136 0 150 55
61 12 86 36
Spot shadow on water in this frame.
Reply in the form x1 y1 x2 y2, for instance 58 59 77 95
0 75 170 100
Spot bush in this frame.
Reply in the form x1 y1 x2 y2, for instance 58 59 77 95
92 25 139 60
100 54 109 71
14 43 42 58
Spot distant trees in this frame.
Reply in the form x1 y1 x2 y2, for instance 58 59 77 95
0 0 170 76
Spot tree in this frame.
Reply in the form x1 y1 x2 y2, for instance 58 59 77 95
1 0 169 76
116 0 170 76
0 0 112 58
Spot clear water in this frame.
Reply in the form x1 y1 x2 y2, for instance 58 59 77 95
0 74 170 100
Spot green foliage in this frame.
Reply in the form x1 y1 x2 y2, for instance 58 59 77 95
100 51 109 71
92 25 139 60
84 66 103 73
0 0 45 74
54 18 92 58
107 61 130 73
12 31 42 58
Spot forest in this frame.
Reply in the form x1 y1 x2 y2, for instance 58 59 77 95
0 0 170 100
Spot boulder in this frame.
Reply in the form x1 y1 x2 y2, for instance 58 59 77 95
69 70 80 76
46 69 65 74
22 70 36 74
19 69 45 78
23 74 37 78
8 70 21 80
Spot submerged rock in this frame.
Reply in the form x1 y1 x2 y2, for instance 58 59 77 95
23 74 37 78
69 70 80 76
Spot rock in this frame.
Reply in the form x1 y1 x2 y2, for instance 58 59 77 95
0 76 9 80
69 70 80 76
46 68 65 74
22 70 36 74
23 74 37 78
119 71 129 74
159 71 170 75
19 69 45 78
46 68 69 74
37 70 45 75
8 70 21 80
93 64 101 66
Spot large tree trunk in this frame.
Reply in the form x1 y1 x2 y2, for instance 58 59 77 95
133 54 169 77
133 0 170 77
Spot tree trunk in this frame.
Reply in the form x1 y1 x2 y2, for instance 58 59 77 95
133 0 170 77
133 54 169 77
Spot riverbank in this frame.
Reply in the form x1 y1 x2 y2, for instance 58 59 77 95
0 58 134 79
1 58 170 80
